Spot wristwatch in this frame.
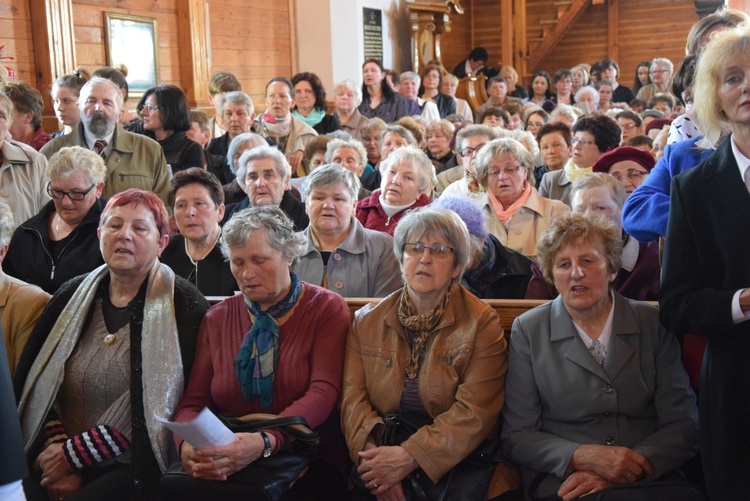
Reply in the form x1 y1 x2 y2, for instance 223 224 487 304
259 431 272 458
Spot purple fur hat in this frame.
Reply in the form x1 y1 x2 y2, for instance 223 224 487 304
431 196 487 240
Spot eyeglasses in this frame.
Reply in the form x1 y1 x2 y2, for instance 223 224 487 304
487 165 523 178
460 144 487 158
611 170 649 182
619 123 638 130
47 183 96 201
138 103 160 113
572 137 595 147
650 69 670 75
403 243 455 258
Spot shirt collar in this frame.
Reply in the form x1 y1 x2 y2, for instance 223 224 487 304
731 134 750 182
573 290 616 349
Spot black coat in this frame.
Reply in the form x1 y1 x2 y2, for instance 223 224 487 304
0 325 27 485
660 137 750 500
143 130 203 174
462 234 532 299
4 199 107 294
223 190 309 231
161 234 237 297
430 93 457 119
311 113 340 135
13 274 209 500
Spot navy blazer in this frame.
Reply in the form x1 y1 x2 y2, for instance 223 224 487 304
660 136 750 499
502 293 698 497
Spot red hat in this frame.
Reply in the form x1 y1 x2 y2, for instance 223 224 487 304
592 146 656 174
645 117 672 136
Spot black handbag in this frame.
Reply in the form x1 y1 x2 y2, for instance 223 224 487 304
161 413 320 501
353 412 501 501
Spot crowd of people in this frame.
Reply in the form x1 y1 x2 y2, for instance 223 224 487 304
1 6 749 501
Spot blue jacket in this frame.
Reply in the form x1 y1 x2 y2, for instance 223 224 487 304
622 136 713 242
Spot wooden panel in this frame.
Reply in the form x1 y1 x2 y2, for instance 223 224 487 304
1 0 37 90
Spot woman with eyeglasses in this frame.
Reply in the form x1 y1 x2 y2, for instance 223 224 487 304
136 84 204 175
475 138 568 258
4 147 106 294
341 207 518 500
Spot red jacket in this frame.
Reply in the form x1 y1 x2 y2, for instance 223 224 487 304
355 189 430 237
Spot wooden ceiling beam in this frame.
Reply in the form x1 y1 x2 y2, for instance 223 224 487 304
528 0 590 70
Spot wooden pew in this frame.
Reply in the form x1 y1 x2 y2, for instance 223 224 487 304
455 73 489 114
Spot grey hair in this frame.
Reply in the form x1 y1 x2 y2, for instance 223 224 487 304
325 138 367 166
474 138 536 189
455 124 498 153
400 71 420 88
0 90 12 121
393 207 471 282
237 145 291 189
47 146 106 185
575 85 599 102
228 133 268 175
379 146 435 192
79 77 123 110
301 163 361 200
650 58 674 73
0 200 14 248
333 79 363 106
221 91 255 116
549 103 582 124
380 125 416 147
570 172 627 210
221 205 306 266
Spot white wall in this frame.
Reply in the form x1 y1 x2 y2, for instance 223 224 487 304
295 0 411 92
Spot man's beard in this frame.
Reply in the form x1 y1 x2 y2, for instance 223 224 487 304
84 112 116 138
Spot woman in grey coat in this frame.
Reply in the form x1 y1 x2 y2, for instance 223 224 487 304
293 163 401 297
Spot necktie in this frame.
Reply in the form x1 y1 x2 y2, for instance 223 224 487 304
589 340 606 365
94 139 107 158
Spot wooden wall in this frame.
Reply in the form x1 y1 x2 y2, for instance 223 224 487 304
440 1 472 74
1 0 38 88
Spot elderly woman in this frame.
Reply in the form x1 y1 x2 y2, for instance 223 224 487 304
0 200 50 376
360 117 387 173
16 189 209 501
325 138 371 199
358 59 413 123
4 146 105 294
527 173 660 301
502 212 699 500
574 86 599 115
50 70 89 138
635 58 674 103
171 205 350 497
224 145 309 230
161 168 236 297
539 114 621 206
425 119 457 173
1 81 52 150
356 146 432 237
660 24 750 500
333 79 368 140
137 84 203 174
592 146 655 195
292 72 340 135
222 132 268 205
0 89 49 228
207 91 255 158
294 163 401 297
440 124 498 198
441 74 473 123
255 77 318 177
399 72 439 123
475 138 568 258
341 207 517 500
418 64 456 119
534 122 572 187
359 124 417 191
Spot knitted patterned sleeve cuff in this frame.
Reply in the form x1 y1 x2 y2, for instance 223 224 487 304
62 425 131 471
41 419 69 450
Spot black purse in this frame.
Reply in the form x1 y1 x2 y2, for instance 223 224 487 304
161 414 320 501
353 413 501 501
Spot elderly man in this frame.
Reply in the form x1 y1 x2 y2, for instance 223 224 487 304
223 145 308 230
438 124 498 197
40 77 170 202
0 90 50 228
636 58 674 102
207 91 255 158
474 76 521 123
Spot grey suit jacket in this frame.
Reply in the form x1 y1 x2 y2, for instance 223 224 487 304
501 293 698 496
537 169 572 207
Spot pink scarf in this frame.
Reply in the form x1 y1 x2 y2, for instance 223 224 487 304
487 182 532 224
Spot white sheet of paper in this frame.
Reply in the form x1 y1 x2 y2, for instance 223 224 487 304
156 407 238 449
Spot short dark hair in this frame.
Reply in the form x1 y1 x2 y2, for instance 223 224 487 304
488 76 507 87
554 69 572 83
599 58 620 77
648 93 676 110
93 66 129 101
209 71 241 95
468 47 489 62
266 77 294 98
291 72 327 111
480 107 510 127
615 109 643 127
1 81 44 130
169 167 224 208
671 55 697 104
137 84 191 132
537 121 572 147
572 114 621 153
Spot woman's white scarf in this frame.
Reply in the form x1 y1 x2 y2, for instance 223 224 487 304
18 261 182 473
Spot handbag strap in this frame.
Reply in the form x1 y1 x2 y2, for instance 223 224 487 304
224 413 321 444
